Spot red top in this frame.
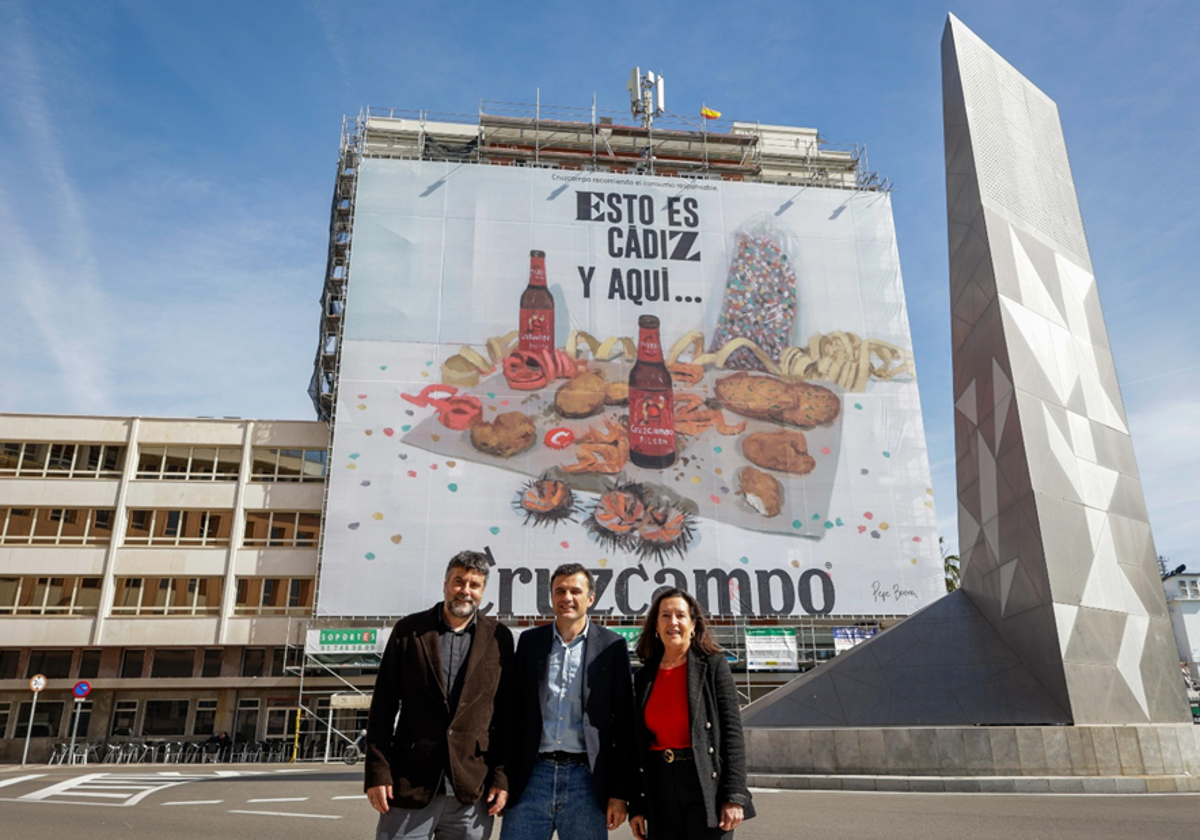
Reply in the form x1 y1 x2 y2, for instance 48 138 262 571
644 663 691 749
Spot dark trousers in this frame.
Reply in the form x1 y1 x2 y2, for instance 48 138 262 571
646 760 731 840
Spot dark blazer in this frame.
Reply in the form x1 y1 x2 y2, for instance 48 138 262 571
507 621 637 809
364 604 515 808
630 648 755 829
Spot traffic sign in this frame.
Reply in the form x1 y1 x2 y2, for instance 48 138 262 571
73 681 91 699
29 674 47 693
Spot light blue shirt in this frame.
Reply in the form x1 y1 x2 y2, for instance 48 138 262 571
539 621 588 754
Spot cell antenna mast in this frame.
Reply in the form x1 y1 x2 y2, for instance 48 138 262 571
627 67 665 129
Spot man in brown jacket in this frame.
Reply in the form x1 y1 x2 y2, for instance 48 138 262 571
365 550 515 839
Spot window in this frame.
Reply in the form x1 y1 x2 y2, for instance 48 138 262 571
242 511 321 547
202 648 224 678
271 647 286 677
0 702 10 739
121 649 145 679
235 698 260 743
0 649 20 679
194 699 218 735
15 701 63 738
250 447 328 482
69 701 93 739
136 445 240 480
78 649 102 679
111 578 223 616
0 442 125 478
0 508 115 546
241 648 266 677
0 577 104 615
150 649 196 679
26 649 73 679
234 578 314 616
111 700 138 736
123 510 232 547
143 700 189 736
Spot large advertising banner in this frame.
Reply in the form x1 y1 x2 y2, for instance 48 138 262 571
319 159 940 618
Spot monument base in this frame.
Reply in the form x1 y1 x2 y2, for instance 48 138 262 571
746 724 1200 779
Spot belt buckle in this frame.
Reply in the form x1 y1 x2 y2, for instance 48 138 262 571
663 749 675 764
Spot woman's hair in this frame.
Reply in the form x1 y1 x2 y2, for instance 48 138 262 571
635 587 722 661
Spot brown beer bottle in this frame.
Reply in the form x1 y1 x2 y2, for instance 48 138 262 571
628 315 676 469
519 250 555 354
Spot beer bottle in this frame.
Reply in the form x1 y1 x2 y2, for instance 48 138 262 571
628 315 676 469
519 250 555 354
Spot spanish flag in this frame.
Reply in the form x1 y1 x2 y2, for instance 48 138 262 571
700 106 721 120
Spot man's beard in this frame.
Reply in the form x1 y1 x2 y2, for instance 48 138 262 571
447 596 477 618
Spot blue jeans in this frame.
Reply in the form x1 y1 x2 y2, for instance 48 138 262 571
500 758 606 840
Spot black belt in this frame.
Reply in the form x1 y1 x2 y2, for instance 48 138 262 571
652 747 694 764
539 750 588 765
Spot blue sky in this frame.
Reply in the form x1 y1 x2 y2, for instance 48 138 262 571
2 0 1197 564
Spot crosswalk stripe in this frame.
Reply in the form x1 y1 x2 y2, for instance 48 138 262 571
0 775 45 789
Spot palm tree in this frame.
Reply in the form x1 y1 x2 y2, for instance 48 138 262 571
940 536 960 593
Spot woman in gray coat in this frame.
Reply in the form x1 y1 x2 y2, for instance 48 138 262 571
628 588 755 840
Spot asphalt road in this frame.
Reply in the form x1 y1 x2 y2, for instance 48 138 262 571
0 764 1197 840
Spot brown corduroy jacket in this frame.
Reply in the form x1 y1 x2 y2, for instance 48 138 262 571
364 604 515 807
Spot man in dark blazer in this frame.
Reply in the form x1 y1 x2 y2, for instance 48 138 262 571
365 550 515 840
500 563 636 840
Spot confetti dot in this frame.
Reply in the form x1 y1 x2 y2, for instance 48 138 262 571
812 513 821 520
560 541 570 549
348 522 360 530
430 464 439 470
349 453 360 459
824 521 834 529
365 552 376 560
446 460 457 468
448 483 458 492
835 517 843 526
861 468 869 475
372 512 384 520
489 526 501 535
720 486 730 494
924 501 934 508
379 365 388 370
390 535 403 544
880 523 890 531
383 428 395 437
398 453 408 460
357 394 368 399
500 400 509 406
854 403 863 410
738 556 749 564
714 468 723 476
345 463 357 470
912 536 922 542
882 451 891 458
791 519 802 529
401 425 412 432
790 559 800 568
357 404 367 410
425 361 433 367
360 480 371 486
407 470 417 477
690 476 701 484
420 371 429 378
365 430 374 436
857 525 867 534
405 410 414 417
598 558 608 568
431 435 440 443
713 446 723 454
710 494 721 504
926 488 934 496
871 530 881 539
820 447 831 455
910 557 918 565
488 406 497 412
864 512 873 520
487 393 496 399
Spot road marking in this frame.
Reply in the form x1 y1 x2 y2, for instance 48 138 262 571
331 794 363 800
20 774 108 800
162 800 225 806
0 775 45 789
248 797 309 803
229 810 342 819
